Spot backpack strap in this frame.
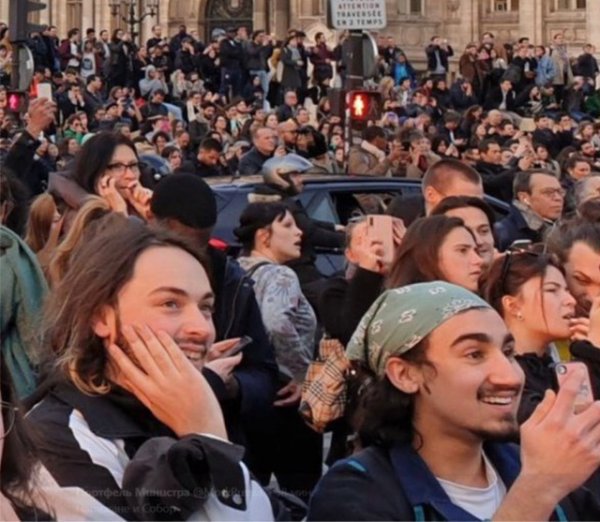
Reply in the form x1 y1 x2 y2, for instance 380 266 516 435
245 261 272 279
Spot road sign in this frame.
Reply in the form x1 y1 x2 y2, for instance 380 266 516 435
328 0 387 30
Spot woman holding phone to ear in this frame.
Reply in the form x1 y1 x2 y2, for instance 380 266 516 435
49 132 152 231
235 201 322 504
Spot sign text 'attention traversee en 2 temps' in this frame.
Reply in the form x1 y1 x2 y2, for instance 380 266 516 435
329 0 387 30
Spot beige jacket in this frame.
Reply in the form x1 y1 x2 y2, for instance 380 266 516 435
347 141 393 177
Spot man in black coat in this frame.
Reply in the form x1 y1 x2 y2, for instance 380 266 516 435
192 138 223 178
425 36 454 81
475 139 516 202
494 169 565 251
149 174 279 470
219 27 245 98
484 79 517 111
238 126 278 176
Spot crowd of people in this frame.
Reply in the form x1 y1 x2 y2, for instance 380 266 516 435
1 17 600 522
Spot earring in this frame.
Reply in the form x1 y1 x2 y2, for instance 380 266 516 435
516 312 524 321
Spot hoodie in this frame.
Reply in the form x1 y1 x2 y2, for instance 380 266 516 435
138 65 168 98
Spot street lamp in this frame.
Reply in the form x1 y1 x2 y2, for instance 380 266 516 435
108 0 159 43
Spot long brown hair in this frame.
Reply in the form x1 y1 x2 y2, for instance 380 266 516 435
386 215 473 289
47 196 111 286
24 193 58 253
42 217 209 395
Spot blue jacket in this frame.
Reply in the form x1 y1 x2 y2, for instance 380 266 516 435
536 55 557 87
494 204 544 252
308 441 599 520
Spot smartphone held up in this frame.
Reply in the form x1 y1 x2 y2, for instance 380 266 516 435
366 215 395 265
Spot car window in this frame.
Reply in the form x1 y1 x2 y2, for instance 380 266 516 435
302 192 339 224
331 190 402 224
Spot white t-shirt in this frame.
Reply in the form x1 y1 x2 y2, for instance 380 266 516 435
436 453 507 520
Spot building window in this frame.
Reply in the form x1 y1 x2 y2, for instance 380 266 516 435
552 0 585 10
397 0 423 16
312 0 322 16
489 0 519 12
66 0 82 29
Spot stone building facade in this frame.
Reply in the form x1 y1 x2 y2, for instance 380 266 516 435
1 0 599 70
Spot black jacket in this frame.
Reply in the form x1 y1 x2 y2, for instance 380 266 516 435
516 340 600 424
207 247 279 432
425 44 453 73
483 86 517 111
238 147 272 177
219 37 244 70
475 161 515 202
174 49 201 75
532 127 574 158
3 131 48 196
318 268 384 346
576 53 600 79
494 204 545 251
245 41 272 71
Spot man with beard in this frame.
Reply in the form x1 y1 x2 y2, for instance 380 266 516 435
308 281 600 520
24 217 282 520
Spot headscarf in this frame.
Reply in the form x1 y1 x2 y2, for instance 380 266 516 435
346 281 491 377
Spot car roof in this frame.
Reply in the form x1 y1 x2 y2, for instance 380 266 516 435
207 174 424 190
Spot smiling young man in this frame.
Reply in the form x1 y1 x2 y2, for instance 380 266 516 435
25 217 278 520
308 281 600 521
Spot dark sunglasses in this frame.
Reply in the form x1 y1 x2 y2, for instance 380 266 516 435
499 241 550 294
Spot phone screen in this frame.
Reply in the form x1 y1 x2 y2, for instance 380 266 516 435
367 215 395 265
221 336 252 358
37 83 53 102
554 362 594 414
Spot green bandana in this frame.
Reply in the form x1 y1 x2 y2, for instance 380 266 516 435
346 281 491 377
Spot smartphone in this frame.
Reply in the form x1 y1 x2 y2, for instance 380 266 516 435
221 336 252 358
509 239 533 252
367 214 395 265
554 362 594 414
37 82 53 102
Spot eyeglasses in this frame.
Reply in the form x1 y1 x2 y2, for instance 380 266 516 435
1 401 19 440
106 162 140 175
538 188 566 198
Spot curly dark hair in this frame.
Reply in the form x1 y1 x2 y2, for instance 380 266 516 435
354 337 432 449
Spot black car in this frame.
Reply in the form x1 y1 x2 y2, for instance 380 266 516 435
209 175 509 276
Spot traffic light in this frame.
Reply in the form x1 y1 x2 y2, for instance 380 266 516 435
347 90 382 131
6 91 28 114
9 0 46 42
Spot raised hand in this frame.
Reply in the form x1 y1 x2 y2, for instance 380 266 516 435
107 324 227 439
98 175 127 214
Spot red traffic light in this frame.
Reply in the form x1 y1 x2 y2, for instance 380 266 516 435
7 91 28 114
347 90 382 122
